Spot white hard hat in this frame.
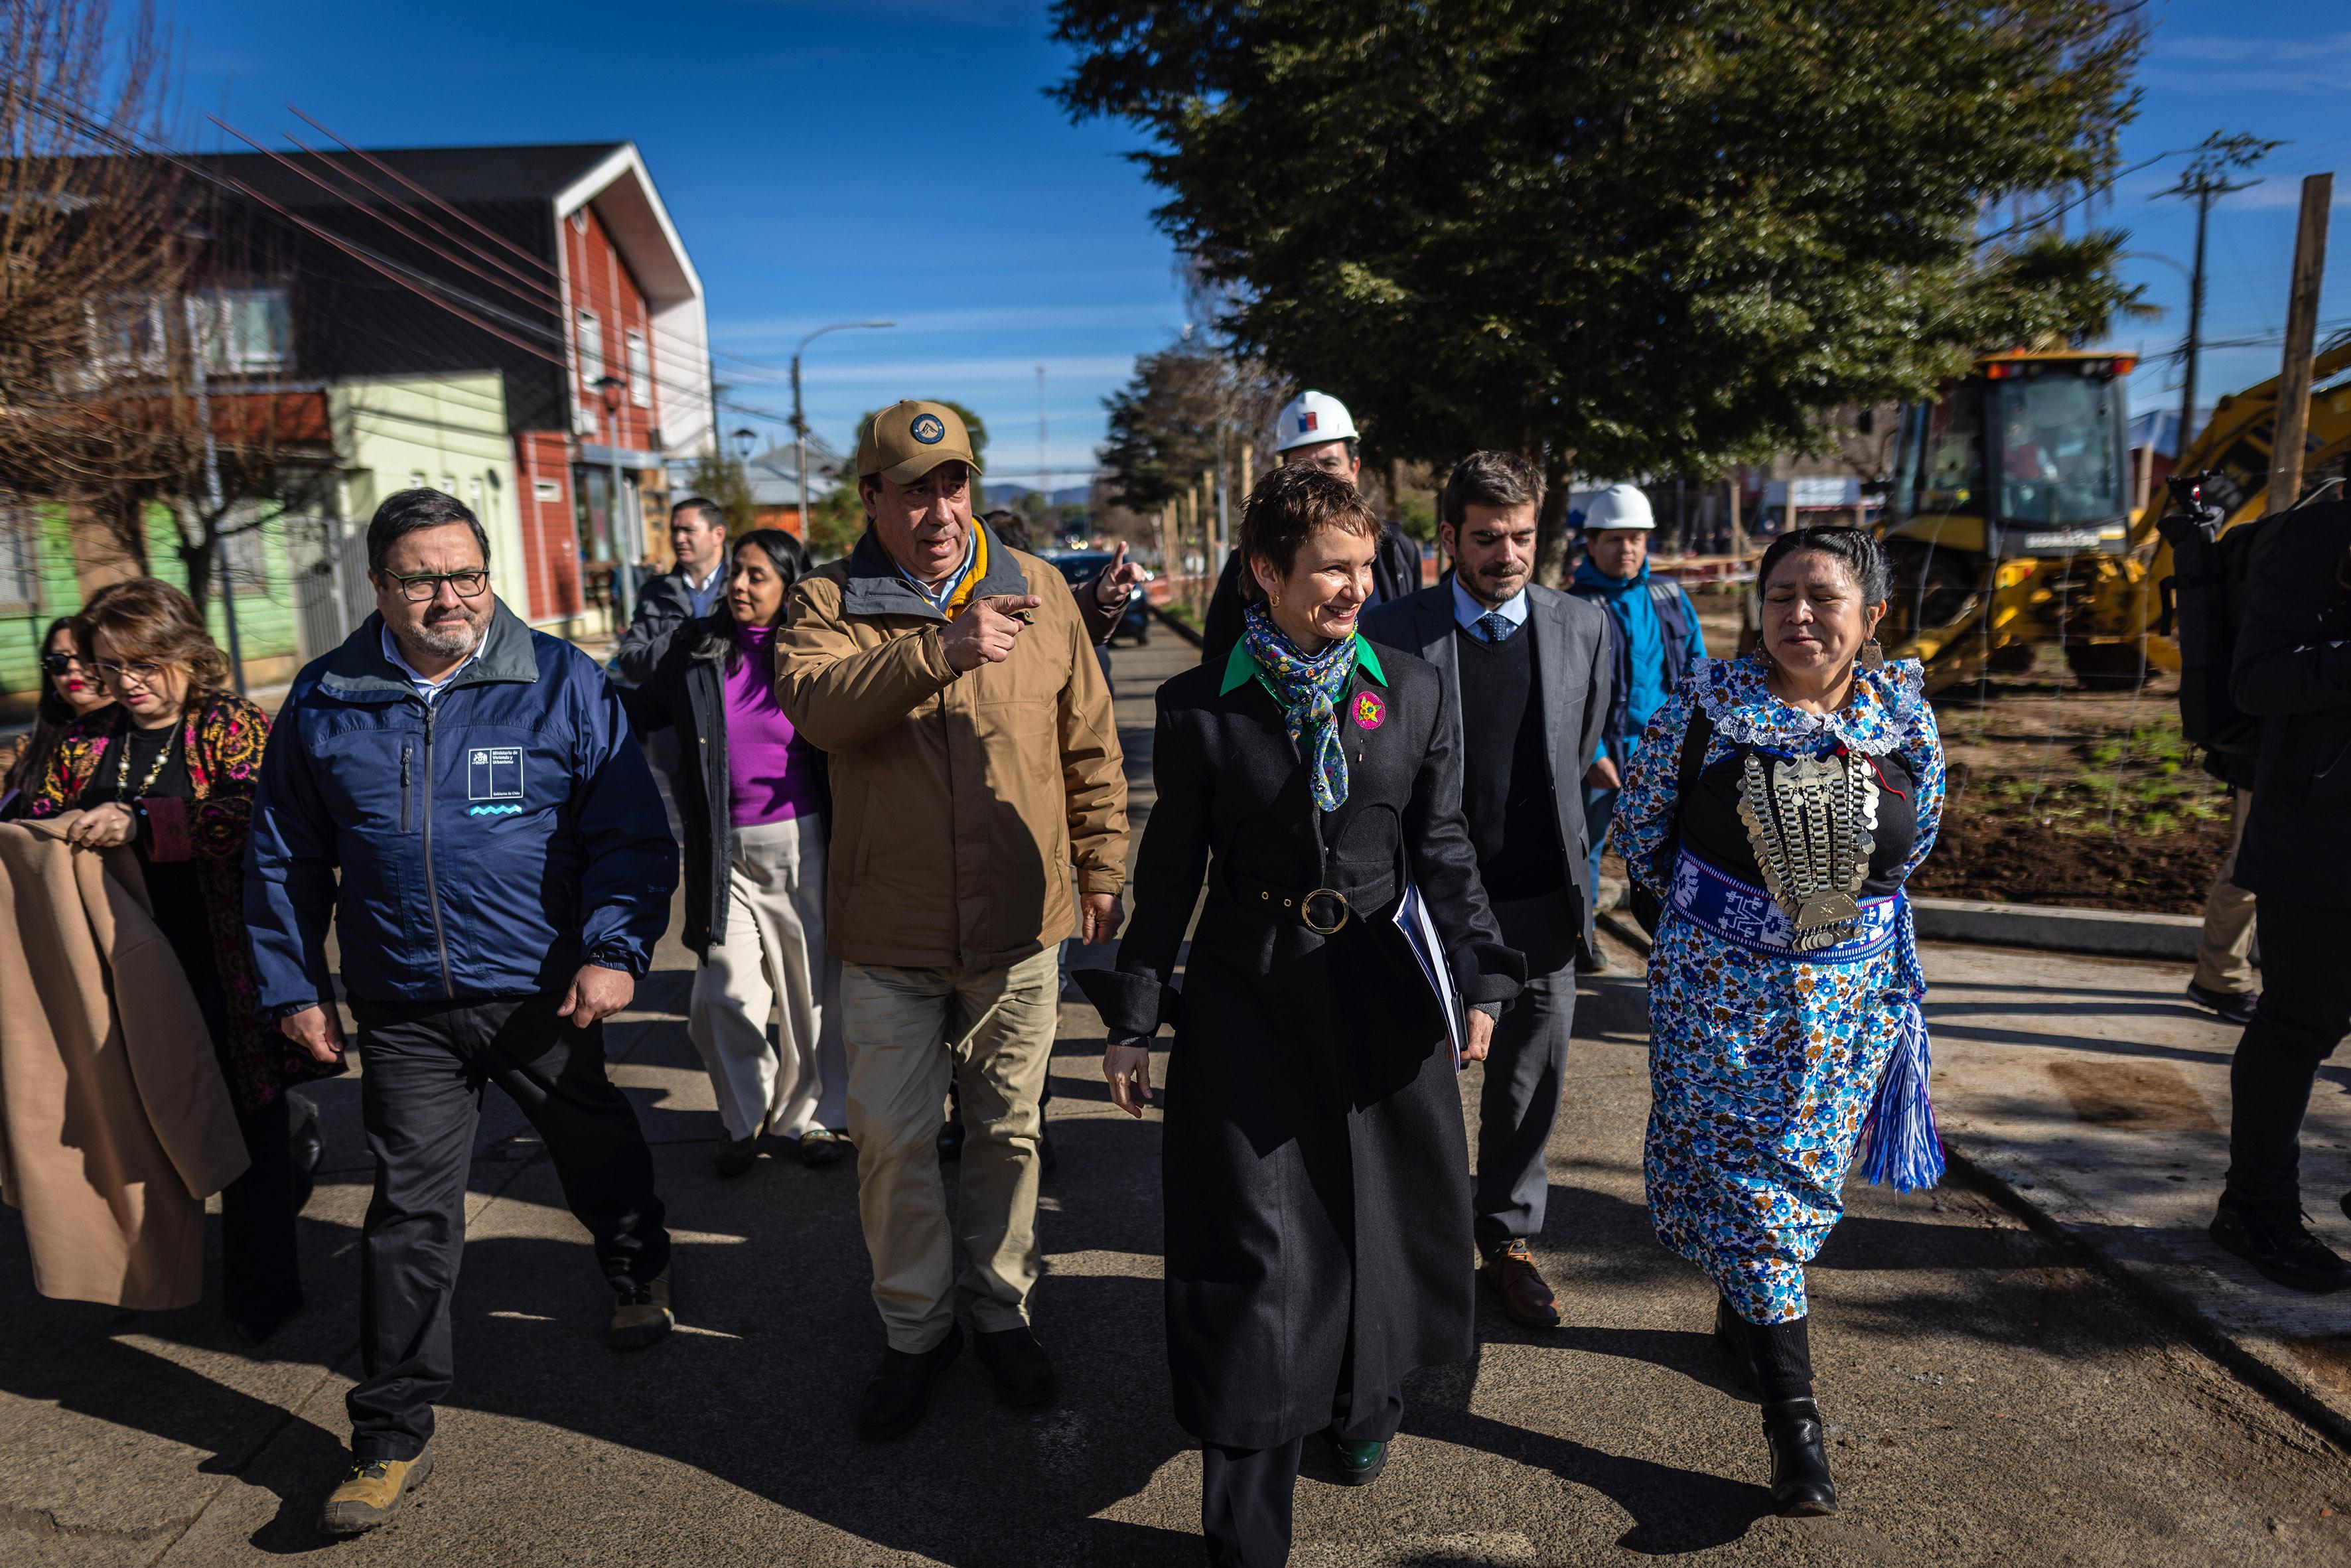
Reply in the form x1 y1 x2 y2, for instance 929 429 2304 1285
1273 390 1360 453
1583 482 1655 531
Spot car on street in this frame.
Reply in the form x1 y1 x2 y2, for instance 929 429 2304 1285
1046 551 1151 645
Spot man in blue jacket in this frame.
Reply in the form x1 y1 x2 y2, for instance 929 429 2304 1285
1567 483 1706 965
244 488 680 1537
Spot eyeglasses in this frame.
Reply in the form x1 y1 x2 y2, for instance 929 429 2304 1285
381 568 490 603
40 651 85 676
94 658 168 687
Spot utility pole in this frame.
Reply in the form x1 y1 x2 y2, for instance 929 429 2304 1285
2269 172 2335 516
2158 132 2277 470
1037 366 1049 524
595 376 634 629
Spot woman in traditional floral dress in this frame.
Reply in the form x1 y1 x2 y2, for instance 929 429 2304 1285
1611 526 1945 1516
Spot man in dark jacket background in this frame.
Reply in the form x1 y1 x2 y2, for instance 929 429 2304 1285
244 488 680 1537
1362 451 1610 1331
612 494 731 685
1199 390 1422 662
2210 498 2351 1294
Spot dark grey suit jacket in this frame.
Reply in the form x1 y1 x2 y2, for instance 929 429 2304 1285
611 567 711 687
1360 577 1612 952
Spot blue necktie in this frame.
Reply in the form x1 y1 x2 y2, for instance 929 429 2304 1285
1477 610 1519 644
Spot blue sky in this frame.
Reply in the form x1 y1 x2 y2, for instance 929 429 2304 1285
172 1 2341 484
2107 7 2351 426
175 0 1189 491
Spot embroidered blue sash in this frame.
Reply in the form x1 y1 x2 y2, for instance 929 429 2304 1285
1667 848 1903 963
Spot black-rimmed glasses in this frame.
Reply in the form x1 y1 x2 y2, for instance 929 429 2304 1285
380 568 490 603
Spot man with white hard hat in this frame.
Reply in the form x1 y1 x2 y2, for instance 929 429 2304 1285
1198 390 1424 661
1567 483 1705 965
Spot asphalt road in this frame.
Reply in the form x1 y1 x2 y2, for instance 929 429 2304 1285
2 628 2347 1566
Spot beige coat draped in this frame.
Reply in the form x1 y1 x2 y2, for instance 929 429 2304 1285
0 816 248 1308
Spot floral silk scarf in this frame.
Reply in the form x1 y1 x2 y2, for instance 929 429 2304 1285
1241 601 1357 812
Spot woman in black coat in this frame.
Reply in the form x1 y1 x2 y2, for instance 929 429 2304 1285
1089 465 1521 1567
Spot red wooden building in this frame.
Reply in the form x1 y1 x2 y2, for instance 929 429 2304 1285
197 141 713 630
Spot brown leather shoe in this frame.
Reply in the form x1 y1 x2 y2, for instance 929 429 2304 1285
1479 1240 1561 1329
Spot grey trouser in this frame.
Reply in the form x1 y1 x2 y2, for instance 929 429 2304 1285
1473 894 1580 1257
841 947 1060 1352
689 816 845 1141
2194 790 2257 997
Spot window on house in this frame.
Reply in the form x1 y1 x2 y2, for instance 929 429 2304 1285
577 310 603 386
626 330 650 407
85 295 167 378
200 287 293 374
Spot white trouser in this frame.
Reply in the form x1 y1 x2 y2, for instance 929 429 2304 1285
689 814 846 1141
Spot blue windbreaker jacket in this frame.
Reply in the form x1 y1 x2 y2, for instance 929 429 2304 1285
243 602 678 1009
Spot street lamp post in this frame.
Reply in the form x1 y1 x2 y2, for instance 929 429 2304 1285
792 320 893 539
594 374 634 628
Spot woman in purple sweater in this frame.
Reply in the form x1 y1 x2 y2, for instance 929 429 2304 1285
630 530 845 1175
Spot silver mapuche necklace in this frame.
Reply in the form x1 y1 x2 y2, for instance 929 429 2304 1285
1736 749 1880 952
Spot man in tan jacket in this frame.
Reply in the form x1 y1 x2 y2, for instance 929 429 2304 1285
781 399 1127 1441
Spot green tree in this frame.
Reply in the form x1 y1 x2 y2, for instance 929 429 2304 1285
1100 341 1285 514
1052 0 2147 573
804 400 993 562
681 451 758 547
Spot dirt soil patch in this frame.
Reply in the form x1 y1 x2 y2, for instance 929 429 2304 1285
1907 804 2228 914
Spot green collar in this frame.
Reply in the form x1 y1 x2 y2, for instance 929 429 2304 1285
1218 632 1386 697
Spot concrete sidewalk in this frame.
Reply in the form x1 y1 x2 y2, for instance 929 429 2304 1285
1916 940 2351 1440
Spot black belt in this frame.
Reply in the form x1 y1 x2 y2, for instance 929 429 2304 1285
1224 871 1397 936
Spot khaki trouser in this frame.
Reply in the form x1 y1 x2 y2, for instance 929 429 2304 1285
688 816 845 1143
841 946 1059 1352
2194 789 2258 996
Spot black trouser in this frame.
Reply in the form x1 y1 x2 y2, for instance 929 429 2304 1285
1473 894 1578 1257
1198 1369 1402 1565
220 1093 302 1333
2226 896 2351 1213
346 991 670 1461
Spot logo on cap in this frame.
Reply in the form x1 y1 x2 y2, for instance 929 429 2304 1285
910 413 946 445
1299 412 1318 433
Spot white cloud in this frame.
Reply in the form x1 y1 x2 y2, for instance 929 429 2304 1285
2140 31 2351 96
712 303 1186 345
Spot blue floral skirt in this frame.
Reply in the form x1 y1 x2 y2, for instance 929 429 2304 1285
1644 908 1908 1325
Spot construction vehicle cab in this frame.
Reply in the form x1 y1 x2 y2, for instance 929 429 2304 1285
1875 349 2142 689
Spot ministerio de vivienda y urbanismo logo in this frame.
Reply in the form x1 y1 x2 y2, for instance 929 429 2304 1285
467 747 525 816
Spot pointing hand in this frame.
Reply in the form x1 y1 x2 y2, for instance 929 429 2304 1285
940 594 1041 672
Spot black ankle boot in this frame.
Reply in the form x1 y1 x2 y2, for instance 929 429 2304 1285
1761 1397 1837 1516
1713 1297 1756 1391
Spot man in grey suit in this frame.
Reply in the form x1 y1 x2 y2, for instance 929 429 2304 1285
1361 451 1610 1330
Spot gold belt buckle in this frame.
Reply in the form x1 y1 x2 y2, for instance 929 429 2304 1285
1299 888 1351 935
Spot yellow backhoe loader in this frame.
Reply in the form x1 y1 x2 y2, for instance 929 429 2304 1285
1868 342 2351 693
1875 348 2144 691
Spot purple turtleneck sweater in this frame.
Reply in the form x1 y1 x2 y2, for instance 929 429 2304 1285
725 625 821 827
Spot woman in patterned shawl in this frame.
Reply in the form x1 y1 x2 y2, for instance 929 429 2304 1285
29 578 336 1342
1610 528 1945 1516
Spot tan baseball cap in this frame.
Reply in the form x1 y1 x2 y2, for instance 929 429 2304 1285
857 399 983 484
